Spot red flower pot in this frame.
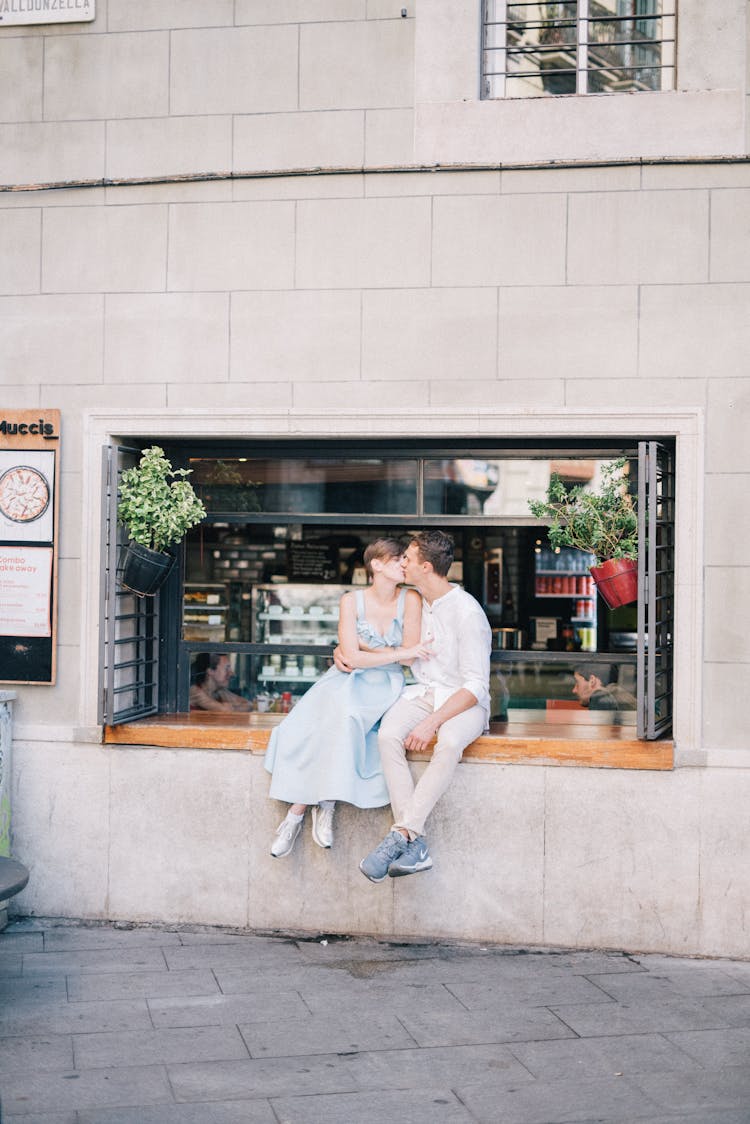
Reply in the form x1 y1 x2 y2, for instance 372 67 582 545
589 558 638 610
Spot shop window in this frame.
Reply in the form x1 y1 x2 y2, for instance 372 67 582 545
482 1 676 99
100 441 674 744
189 457 418 516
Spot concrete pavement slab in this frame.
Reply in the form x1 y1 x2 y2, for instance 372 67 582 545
0 1063 173 1116
0 1114 77 1124
0 1033 74 1075
586 965 750 1000
0 977 67 1006
20 948 169 976
359 1042 535 1088
1 919 749 1122
631 1064 750 1115
166 1051 376 1102
0 997 152 1037
641 1115 750 1124
72 1025 250 1069
0 932 43 953
666 1024 750 1067
293 937 441 963
163 940 302 972
548 994 739 1036
213 963 359 993
76 1104 276 1123
42 927 183 952
299 980 469 1018
398 1004 577 1047
66 968 220 1003
148 989 314 1028
456 1072 662 1123
237 1010 417 1058
443 972 614 1009
0 953 22 978
271 1087 474 1122
506 1030 699 1080
701 993 750 1026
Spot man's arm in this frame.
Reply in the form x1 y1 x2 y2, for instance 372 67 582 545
403 687 478 753
404 604 490 752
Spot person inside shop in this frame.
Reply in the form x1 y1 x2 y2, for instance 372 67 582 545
189 653 252 713
572 662 636 711
264 538 430 859
349 530 492 882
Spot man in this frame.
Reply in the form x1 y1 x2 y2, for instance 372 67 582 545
572 663 636 711
189 653 251 712
356 530 491 882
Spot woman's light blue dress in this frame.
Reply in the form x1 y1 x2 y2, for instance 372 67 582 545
264 588 406 808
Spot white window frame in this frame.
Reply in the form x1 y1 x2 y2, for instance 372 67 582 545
414 0 745 166
481 1 677 100
79 407 704 764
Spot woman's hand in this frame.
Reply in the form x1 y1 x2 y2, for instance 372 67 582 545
396 639 434 663
332 644 355 673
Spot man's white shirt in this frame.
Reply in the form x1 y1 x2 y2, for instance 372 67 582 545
402 585 492 726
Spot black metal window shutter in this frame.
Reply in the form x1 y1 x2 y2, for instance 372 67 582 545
98 445 160 726
637 440 675 740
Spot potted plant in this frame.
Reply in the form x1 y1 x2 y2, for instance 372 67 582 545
117 446 206 596
529 458 638 609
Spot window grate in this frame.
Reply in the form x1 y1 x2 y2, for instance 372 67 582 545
636 441 674 740
482 1 676 99
99 445 161 726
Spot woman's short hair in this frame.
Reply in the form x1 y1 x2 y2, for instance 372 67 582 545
410 530 454 578
363 537 404 579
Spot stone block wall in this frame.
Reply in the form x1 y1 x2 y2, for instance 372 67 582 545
0 2 749 951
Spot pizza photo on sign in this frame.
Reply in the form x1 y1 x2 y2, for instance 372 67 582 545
0 465 51 524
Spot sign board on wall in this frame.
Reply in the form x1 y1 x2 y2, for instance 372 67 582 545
0 411 60 685
0 0 94 26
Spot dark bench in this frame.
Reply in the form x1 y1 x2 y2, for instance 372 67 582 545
0 856 29 930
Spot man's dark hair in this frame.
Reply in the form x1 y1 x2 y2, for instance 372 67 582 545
574 662 615 686
411 530 454 578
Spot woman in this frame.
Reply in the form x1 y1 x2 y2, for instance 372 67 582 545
264 538 429 858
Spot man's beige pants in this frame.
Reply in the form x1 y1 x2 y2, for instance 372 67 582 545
377 690 486 837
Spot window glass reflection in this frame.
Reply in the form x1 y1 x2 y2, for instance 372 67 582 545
424 457 625 517
189 458 418 516
483 0 674 99
491 657 636 725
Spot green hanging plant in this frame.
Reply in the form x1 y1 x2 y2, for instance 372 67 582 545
529 458 638 563
118 446 206 555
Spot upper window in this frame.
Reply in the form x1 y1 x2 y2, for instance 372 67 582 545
482 1 676 99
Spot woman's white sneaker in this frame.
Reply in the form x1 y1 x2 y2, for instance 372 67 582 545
311 802 335 849
270 814 303 858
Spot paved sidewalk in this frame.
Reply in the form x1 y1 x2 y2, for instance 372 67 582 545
0 919 749 1123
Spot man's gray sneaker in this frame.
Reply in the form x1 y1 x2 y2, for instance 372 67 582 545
388 835 432 877
359 830 408 882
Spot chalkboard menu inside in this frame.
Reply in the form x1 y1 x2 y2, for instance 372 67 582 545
286 541 339 583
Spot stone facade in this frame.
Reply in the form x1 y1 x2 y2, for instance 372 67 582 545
1 0 749 955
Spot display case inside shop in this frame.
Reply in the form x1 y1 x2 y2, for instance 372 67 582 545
183 584 229 643
533 545 597 651
251 583 346 702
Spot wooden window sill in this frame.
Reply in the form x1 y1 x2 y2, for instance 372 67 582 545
104 712 673 771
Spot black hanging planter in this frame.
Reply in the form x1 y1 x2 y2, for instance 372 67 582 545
118 542 175 597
